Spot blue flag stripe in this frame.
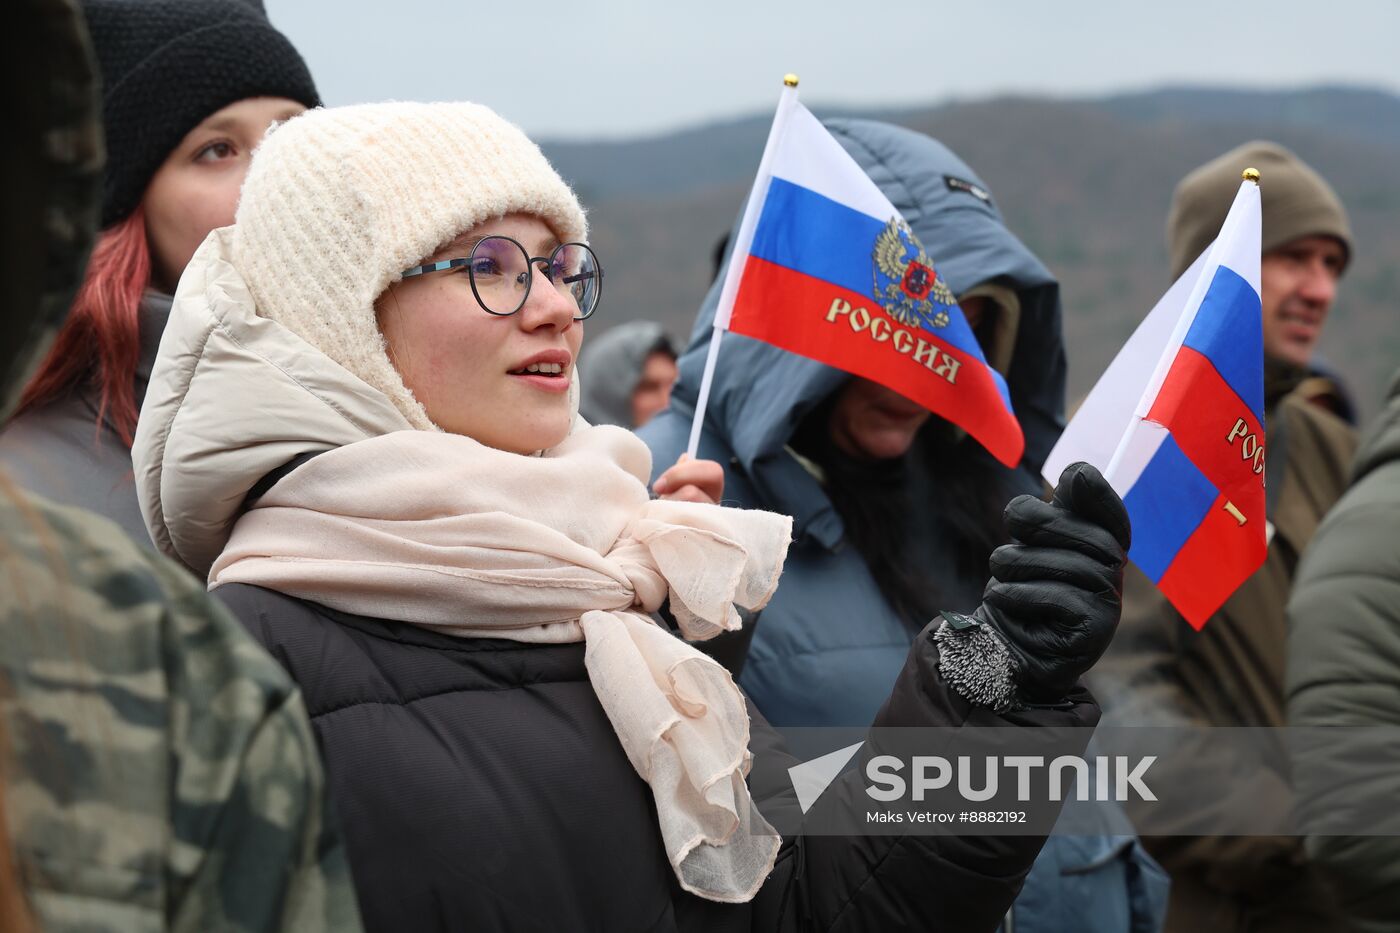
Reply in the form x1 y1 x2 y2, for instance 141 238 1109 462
749 177 986 361
1181 265 1265 422
1125 433 1219 583
750 178 880 299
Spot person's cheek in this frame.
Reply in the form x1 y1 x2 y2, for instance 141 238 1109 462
150 176 204 288
183 203 220 262
204 174 243 236
171 174 235 274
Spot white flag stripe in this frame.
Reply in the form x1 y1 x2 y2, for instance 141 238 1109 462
768 104 897 223
1126 182 1261 435
1112 421 1170 496
1043 248 1209 494
1043 179 1262 495
1211 182 1264 297
711 86 801 332
688 82 807 458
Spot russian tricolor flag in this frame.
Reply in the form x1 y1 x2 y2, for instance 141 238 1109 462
686 81 1024 468
1044 176 1265 629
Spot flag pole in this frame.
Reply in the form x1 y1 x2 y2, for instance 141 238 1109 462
686 74 802 459
1103 167 1261 484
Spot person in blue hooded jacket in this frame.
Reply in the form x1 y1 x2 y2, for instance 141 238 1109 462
639 119 1168 933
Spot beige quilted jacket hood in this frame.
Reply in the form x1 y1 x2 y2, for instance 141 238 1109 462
132 228 417 574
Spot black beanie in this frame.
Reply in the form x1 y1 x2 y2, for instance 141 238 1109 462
81 0 321 228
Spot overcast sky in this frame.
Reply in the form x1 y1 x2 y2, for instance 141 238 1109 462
267 0 1400 140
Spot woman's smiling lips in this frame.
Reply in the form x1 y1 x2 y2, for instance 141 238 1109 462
508 349 573 394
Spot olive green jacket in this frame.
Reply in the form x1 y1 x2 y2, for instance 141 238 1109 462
1093 385 1357 933
1288 367 1400 933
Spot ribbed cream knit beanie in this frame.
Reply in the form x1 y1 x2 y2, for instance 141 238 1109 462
232 101 588 430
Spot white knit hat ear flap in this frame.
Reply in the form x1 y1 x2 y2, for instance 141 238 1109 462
231 101 588 431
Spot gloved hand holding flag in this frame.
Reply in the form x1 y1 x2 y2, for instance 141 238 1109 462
686 76 1024 468
1043 171 1266 628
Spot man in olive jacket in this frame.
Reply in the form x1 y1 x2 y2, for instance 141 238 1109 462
1091 141 1358 932
1288 366 1400 933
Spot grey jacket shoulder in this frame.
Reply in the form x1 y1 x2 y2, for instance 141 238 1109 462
0 488 361 932
0 393 149 544
0 293 173 547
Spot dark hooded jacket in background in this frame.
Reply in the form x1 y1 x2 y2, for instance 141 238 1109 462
1 5 101 401
638 119 1167 933
1288 366 1400 933
578 319 676 427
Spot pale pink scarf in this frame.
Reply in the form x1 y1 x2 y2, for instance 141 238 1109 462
210 425 791 903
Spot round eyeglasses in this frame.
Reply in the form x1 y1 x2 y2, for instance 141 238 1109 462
400 236 603 320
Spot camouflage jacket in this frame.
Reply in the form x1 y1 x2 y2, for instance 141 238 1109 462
0 487 362 932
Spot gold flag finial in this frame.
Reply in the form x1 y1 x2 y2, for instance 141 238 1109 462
783 74 800 87
1242 167 1261 184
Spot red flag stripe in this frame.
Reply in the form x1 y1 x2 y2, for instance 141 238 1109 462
729 256 1025 467
1147 347 1267 529
1158 490 1269 629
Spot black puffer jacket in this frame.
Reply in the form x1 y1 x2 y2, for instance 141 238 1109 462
219 583 1099 933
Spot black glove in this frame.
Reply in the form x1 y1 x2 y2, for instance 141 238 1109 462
936 462 1131 709
980 461 1131 702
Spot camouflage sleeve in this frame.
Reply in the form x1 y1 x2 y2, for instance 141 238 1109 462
150 556 363 933
2 493 361 932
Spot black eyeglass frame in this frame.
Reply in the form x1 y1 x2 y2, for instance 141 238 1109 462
399 236 603 321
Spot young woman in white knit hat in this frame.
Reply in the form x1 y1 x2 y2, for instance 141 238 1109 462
132 101 1132 932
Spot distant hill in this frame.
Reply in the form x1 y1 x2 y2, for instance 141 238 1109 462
1095 86 1400 149
542 86 1400 422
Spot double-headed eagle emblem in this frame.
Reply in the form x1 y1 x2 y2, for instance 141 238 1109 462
872 217 955 329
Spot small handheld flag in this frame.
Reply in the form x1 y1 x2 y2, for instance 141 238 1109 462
685 76 1024 468
1043 170 1266 629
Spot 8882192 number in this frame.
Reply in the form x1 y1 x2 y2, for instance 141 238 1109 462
965 811 1026 823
